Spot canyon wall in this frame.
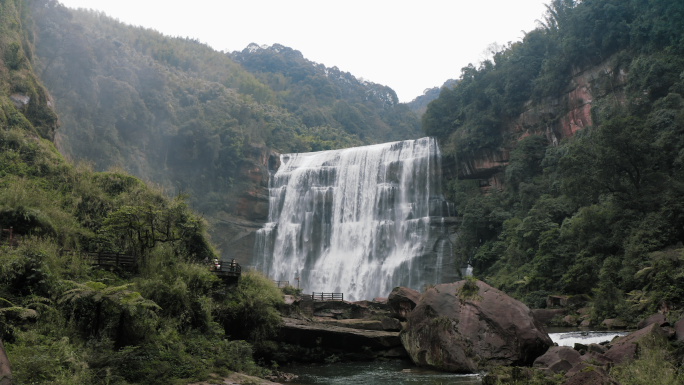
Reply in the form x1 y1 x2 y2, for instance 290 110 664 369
452 58 627 190
208 144 280 267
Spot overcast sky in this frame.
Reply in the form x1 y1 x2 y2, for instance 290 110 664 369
58 0 549 103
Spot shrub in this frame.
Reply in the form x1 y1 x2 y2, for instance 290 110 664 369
217 270 283 342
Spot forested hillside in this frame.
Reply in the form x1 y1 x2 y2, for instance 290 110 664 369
230 43 422 142
0 1 285 383
426 0 684 324
29 1 357 208
407 78 457 116
25 1 423 263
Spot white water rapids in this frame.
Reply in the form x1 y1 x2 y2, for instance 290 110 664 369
254 137 456 300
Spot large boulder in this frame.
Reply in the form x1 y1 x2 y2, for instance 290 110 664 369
534 346 582 367
388 287 420 321
532 309 566 325
675 315 684 342
637 313 668 330
604 323 668 363
400 280 552 372
533 346 582 374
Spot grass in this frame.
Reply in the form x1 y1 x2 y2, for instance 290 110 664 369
609 337 684 385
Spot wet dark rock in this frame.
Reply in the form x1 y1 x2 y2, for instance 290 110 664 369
573 343 588 352
387 287 420 321
401 280 552 372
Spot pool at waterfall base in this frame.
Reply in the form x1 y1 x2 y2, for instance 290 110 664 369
281 328 629 384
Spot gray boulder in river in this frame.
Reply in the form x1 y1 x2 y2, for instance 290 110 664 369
400 280 552 373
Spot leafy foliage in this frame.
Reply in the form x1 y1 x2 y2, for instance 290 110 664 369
0 3 285 383
432 0 684 324
424 0 684 160
230 43 422 143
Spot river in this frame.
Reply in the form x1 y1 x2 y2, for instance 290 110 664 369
283 328 629 384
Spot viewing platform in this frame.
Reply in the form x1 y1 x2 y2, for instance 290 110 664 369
211 260 241 285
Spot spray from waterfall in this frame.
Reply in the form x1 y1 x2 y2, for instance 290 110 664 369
254 137 456 300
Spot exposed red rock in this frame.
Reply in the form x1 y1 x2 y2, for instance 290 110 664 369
456 59 628 194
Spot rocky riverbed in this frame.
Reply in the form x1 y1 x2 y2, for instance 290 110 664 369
270 280 684 384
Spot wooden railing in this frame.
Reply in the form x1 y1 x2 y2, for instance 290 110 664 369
311 292 344 301
212 261 241 275
84 252 136 269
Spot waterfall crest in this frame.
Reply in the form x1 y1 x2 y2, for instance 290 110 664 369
254 137 456 300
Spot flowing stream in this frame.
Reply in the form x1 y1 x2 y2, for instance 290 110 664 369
254 137 456 300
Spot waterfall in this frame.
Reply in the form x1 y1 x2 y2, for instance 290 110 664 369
254 137 455 300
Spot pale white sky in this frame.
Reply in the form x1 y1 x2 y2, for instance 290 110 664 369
57 0 549 102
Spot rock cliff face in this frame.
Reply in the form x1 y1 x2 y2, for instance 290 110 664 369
208 144 280 267
452 59 627 191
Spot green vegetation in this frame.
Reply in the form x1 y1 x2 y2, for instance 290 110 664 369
25 0 367 228
610 336 684 385
406 79 457 117
424 0 684 158
457 276 482 302
22 1 419 236
0 2 284 383
425 0 684 325
231 43 422 143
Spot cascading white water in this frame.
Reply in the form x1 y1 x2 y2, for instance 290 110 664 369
254 137 455 300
